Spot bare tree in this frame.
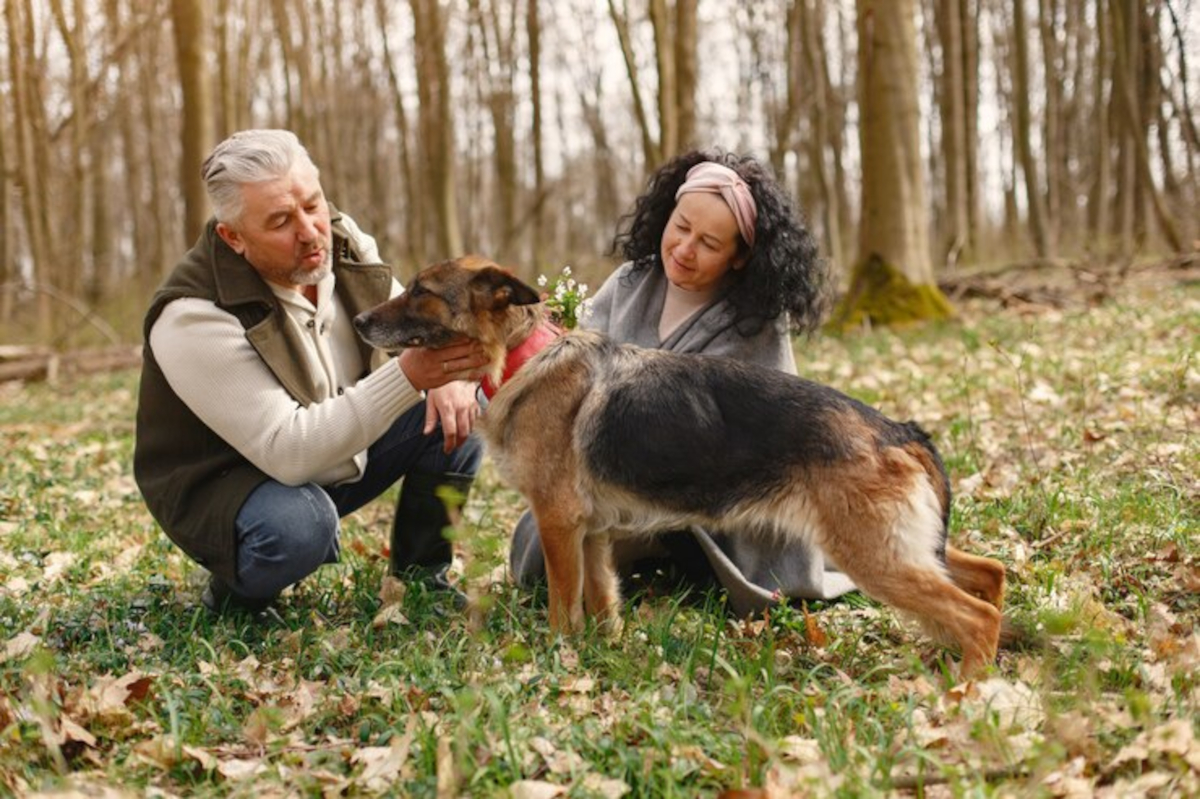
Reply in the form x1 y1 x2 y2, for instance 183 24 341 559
608 0 698 171
935 0 969 266
410 0 463 256
835 0 953 328
1109 0 1183 252
1011 0 1053 258
527 0 547 271
6 0 55 337
467 0 520 263
171 0 214 244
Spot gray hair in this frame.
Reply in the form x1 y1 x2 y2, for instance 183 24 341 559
201 129 318 224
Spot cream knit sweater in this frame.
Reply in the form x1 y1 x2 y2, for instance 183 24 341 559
150 244 418 488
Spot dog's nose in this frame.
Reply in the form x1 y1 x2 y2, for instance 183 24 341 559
352 312 368 331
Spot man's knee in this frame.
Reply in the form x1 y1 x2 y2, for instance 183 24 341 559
235 483 339 597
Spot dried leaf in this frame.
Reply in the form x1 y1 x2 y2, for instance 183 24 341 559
508 781 565 799
353 735 411 793
216 757 268 781
436 736 458 798
2 631 40 663
803 607 828 648
580 773 630 798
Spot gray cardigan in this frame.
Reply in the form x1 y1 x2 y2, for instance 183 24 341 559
509 262 856 615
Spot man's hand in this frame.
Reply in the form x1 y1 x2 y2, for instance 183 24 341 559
397 340 488 391
424 380 481 452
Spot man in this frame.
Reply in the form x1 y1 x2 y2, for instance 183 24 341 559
135 129 487 614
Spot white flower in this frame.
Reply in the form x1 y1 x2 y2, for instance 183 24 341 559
536 274 548 287
579 284 589 296
561 265 572 277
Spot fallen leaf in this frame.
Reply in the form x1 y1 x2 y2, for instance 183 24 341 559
372 602 410 629
2 631 40 662
216 757 268 781
803 607 828 648
379 574 407 607
956 677 1044 731
436 736 458 798
353 736 411 793
775 736 822 765
508 781 565 799
580 773 631 798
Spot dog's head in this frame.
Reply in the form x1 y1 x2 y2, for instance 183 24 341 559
354 254 542 355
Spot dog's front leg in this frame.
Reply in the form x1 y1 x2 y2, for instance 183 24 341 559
583 533 623 636
536 511 586 634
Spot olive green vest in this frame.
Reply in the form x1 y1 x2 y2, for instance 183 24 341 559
133 210 395 583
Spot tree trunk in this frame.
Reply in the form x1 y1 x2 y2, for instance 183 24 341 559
608 0 659 169
649 0 677 160
1088 0 1111 251
800 0 844 271
0 90 11 323
959 0 980 258
1109 0 1184 251
1038 0 1063 244
467 0 519 263
170 0 214 244
834 0 952 330
49 0 89 298
1012 0 1052 258
673 0 698 151
935 0 969 267
527 0 546 272
6 0 55 338
410 0 462 256
376 0 423 269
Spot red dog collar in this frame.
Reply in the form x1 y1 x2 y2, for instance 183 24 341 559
481 322 564 399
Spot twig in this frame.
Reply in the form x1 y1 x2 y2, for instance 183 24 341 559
0 281 122 345
887 764 1028 790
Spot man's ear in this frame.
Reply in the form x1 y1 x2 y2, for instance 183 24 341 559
472 266 541 310
215 222 245 255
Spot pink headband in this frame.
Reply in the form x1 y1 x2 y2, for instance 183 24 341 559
674 162 758 248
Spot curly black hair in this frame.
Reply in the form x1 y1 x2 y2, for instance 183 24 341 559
609 149 829 336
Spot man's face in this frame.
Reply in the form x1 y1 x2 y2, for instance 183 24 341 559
216 162 333 291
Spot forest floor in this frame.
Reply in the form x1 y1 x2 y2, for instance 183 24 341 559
0 255 1196 797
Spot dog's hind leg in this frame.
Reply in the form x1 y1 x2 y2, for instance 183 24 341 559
862 565 1002 678
583 533 623 635
811 468 1002 677
945 545 1006 611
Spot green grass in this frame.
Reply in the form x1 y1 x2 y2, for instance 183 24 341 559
0 283 1196 797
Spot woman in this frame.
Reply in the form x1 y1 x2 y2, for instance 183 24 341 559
509 149 856 615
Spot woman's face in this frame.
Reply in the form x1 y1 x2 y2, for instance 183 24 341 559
660 192 744 292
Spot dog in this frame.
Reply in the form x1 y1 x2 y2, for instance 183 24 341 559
354 255 1007 676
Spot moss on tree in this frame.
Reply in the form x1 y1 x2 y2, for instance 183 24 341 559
828 254 955 332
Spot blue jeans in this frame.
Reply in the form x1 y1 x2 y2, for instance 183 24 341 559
230 402 482 600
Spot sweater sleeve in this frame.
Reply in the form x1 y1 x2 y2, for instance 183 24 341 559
150 297 422 486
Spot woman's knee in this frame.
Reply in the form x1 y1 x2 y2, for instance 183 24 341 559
509 511 546 587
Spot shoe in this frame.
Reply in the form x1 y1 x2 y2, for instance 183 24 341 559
399 564 469 611
201 576 276 615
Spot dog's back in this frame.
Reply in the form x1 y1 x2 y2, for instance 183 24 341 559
486 330 950 545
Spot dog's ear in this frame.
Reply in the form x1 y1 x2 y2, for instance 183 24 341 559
471 266 542 311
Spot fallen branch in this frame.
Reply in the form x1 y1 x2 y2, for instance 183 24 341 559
0 346 142 384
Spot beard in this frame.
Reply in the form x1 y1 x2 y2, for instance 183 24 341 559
289 247 332 286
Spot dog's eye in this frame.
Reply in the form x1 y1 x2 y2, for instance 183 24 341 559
408 285 427 298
